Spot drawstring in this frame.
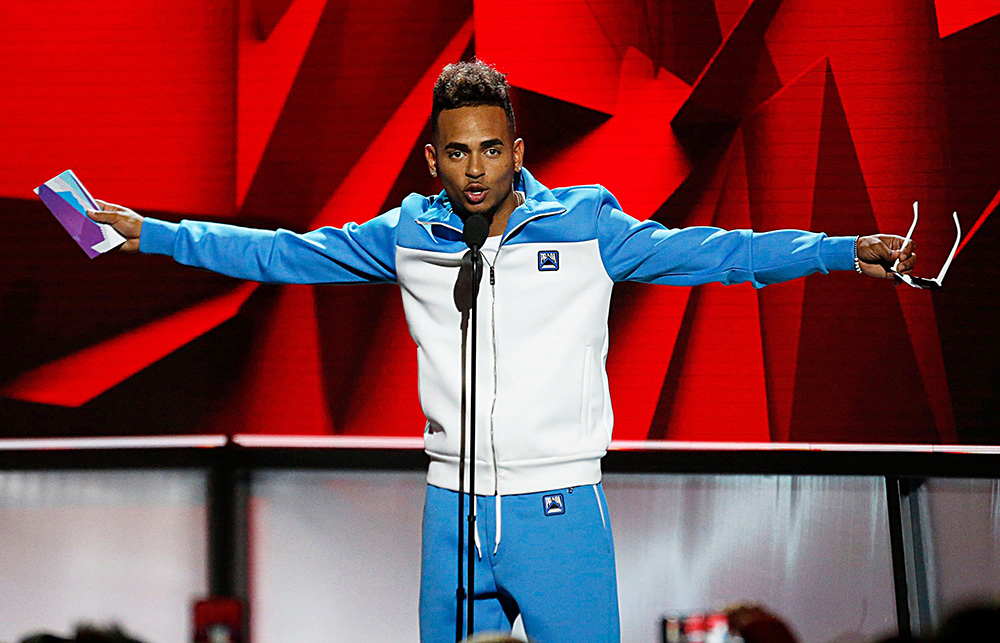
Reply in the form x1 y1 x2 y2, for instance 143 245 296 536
493 494 502 554
593 485 607 529
470 495 502 558
472 498 482 559
470 494 502 558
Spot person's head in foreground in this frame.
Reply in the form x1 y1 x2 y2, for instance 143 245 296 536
19 623 145 643
725 605 798 643
462 633 526 643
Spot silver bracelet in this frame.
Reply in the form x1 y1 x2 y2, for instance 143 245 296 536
854 236 863 274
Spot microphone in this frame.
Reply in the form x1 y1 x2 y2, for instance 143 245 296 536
462 214 489 251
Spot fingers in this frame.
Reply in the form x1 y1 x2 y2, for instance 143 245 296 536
94 198 129 214
86 207 117 223
897 239 914 262
87 199 134 223
85 199 144 247
856 234 918 279
886 236 914 256
889 237 915 274
895 251 916 274
856 235 917 279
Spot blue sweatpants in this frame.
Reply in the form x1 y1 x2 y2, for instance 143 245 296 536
420 483 620 642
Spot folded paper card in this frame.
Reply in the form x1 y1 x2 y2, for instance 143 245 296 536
34 169 125 258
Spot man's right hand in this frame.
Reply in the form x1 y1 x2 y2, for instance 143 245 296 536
87 200 143 253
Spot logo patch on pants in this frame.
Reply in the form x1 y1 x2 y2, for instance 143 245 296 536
543 493 565 516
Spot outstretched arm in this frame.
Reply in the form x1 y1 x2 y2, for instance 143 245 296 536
87 201 399 285
595 187 915 286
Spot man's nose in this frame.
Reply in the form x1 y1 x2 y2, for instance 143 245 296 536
466 154 484 178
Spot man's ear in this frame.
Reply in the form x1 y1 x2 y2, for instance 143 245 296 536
424 144 438 177
513 138 524 173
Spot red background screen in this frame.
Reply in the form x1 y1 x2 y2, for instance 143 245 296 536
1 0 999 444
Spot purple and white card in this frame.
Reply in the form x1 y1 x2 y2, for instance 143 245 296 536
34 169 126 258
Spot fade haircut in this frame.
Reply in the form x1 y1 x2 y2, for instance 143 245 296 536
431 59 515 140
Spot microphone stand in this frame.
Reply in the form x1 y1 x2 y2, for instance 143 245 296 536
466 242 480 639
458 214 488 641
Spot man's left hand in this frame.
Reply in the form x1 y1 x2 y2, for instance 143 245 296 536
856 235 915 279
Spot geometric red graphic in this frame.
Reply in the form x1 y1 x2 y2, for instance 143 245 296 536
934 0 1000 38
743 59 828 441
791 65 941 443
764 0 959 442
206 285 333 433
476 0 622 114
714 0 754 38
955 186 1000 259
238 0 329 208
0 0 237 217
673 0 782 129
1 283 256 407
657 130 770 441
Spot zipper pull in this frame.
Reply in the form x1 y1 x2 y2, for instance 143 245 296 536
490 265 495 285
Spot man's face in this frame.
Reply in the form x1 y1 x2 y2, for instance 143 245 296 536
425 105 523 222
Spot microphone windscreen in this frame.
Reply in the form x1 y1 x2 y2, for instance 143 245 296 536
463 214 490 249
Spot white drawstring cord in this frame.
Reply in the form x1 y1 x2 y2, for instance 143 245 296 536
493 494 502 554
593 485 607 529
472 498 482 559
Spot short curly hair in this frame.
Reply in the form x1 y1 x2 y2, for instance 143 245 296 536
431 59 515 139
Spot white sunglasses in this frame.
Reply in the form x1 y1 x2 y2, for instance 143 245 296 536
889 201 961 289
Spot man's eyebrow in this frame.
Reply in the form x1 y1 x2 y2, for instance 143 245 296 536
443 139 505 151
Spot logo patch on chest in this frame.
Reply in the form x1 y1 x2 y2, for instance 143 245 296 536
543 493 566 516
538 250 559 271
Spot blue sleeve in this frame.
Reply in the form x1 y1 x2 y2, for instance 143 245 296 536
139 209 400 284
595 187 855 287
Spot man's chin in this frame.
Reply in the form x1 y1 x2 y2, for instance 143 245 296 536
455 199 498 222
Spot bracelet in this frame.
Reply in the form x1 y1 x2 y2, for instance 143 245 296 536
854 236 863 274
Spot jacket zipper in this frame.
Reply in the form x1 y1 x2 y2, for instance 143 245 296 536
488 262 499 496
485 209 564 495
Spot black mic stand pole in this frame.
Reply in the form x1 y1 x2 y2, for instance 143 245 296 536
455 327 467 643
466 242 480 639
457 214 488 641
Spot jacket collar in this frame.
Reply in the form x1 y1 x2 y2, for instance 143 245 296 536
416 167 566 234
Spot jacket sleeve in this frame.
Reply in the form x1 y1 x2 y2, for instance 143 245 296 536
139 209 400 284
595 187 855 287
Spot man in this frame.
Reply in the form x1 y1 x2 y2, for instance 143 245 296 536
89 59 915 642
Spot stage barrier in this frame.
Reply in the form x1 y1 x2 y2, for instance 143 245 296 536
1 437 998 642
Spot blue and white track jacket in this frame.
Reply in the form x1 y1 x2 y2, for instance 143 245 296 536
141 168 856 496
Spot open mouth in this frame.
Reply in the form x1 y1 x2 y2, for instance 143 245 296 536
464 185 488 205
